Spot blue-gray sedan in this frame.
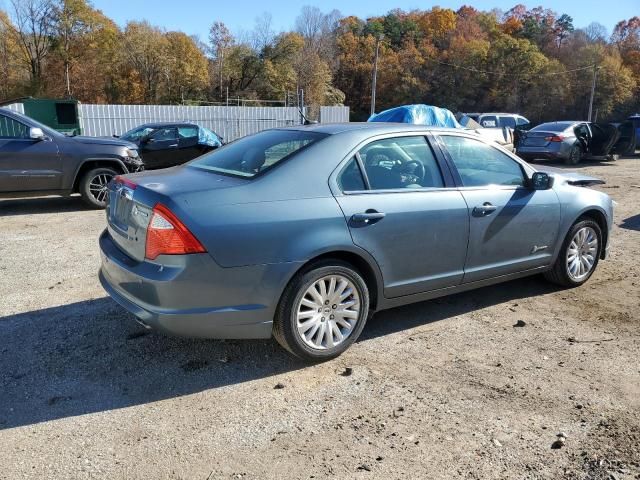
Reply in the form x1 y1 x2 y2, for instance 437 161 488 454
99 123 613 361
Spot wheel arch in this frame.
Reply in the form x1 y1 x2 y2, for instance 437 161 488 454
283 248 384 312
72 159 127 193
577 208 609 259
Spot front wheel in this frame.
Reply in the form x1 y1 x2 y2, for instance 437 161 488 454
544 219 602 288
273 260 370 361
80 167 117 208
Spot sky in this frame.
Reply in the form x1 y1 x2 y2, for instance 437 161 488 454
78 0 636 41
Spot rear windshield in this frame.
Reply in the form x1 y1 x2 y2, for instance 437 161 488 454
531 122 573 132
189 129 328 178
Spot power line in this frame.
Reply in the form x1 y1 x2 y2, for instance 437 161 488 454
427 58 597 77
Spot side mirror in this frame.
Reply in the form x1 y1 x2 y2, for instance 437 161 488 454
29 127 45 141
531 171 553 190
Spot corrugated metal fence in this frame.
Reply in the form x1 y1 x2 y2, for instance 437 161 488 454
4 103 25 114
78 104 350 140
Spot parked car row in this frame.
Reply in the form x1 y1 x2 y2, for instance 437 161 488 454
0 108 223 207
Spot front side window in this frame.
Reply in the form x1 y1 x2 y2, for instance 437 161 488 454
0 115 29 139
150 127 177 141
120 126 155 142
440 135 525 187
357 136 444 190
190 129 327 178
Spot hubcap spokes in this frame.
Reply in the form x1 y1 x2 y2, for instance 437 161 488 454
566 226 598 281
296 274 360 350
89 174 113 204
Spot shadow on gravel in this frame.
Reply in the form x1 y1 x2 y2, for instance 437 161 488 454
0 276 557 430
620 214 640 231
0 196 90 216
0 298 306 430
362 274 556 341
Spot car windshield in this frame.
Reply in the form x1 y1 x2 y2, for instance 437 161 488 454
189 129 328 178
120 126 157 142
532 122 574 132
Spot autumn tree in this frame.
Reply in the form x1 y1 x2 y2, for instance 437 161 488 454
4 0 54 94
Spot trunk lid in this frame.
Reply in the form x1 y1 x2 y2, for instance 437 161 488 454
105 166 248 261
520 131 554 147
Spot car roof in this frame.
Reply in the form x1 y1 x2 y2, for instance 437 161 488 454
283 122 465 136
138 122 198 128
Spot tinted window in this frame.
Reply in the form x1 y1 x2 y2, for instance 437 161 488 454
338 158 366 191
516 116 530 126
359 136 444 190
190 130 327 178
150 127 177 141
120 126 155 142
178 126 198 138
499 116 516 128
532 122 573 132
440 135 524 187
0 115 29 139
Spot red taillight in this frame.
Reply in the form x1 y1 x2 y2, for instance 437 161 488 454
544 135 564 142
145 204 206 260
114 175 137 190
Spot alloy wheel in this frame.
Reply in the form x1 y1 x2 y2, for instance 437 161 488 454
295 274 361 350
88 173 113 204
566 226 598 281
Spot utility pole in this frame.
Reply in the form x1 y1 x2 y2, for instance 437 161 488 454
370 34 383 118
588 64 599 122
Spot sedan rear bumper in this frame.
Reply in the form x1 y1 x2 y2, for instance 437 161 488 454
98 230 296 339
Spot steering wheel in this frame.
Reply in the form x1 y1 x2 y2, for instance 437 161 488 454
402 160 426 184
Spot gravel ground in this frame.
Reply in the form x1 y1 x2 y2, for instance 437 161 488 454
1 157 639 480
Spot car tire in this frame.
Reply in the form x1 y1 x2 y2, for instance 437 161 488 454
565 145 582 165
80 167 117 209
273 260 370 362
544 218 602 288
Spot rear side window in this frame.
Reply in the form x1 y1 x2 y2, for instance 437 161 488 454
178 126 198 138
357 136 444 190
190 130 328 178
338 158 366 191
440 135 524 187
0 115 29 139
480 116 498 128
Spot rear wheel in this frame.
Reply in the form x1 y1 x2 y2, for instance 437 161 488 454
273 260 370 361
565 144 582 165
544 219 602 288
80 167 117 208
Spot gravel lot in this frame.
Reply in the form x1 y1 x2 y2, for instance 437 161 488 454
1 157 639 480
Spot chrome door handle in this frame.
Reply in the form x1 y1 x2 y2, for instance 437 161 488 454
168 144 178 148
473 202 497 216
350 210 386 226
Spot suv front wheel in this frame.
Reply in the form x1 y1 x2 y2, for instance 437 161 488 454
80 167 117 208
